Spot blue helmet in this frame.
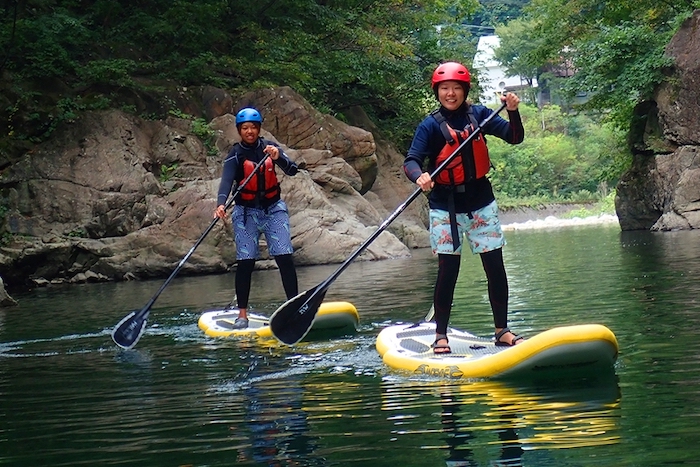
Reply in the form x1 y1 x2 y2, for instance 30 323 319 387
235 107 263 127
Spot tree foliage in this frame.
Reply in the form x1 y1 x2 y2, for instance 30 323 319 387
492 18 541 105
488 104 628 200
0 0 481 157
502 0 700 126
471 0 529 28
487 0 698 198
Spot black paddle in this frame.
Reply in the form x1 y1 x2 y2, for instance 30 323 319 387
111 154 269 349
270 102 508 345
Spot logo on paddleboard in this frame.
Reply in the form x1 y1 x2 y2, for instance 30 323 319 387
414 364 464 379
299 304 309 315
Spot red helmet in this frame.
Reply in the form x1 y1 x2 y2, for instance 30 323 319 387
431 62 471 88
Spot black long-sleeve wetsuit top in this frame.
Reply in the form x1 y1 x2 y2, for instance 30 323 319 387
403 102 524 214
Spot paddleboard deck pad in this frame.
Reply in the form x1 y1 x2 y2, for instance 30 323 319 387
376 322 618 380
198 301 359 341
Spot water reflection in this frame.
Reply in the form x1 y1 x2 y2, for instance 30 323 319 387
382 375 620 465
439 391 523 467
236 379 320 466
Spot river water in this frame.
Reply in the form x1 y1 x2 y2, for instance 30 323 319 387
2 221 700 466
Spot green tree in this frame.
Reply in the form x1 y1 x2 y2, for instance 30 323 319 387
518 0 698 126
493 18 541 105
488 104 627 200
470 0 529 29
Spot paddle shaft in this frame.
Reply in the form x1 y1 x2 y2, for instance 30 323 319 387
112 154 270 347
302 102 508 309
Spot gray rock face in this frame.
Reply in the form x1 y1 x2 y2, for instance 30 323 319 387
0 275 18 306
0 87 426 288
616 10 700 231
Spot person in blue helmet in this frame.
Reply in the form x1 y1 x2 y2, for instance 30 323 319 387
214 107 299 329
403 62 525 353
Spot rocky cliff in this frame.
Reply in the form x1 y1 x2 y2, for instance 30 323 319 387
616 10 700 231
0 86 429 291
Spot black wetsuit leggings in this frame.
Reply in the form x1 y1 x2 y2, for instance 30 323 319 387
235 254 299 309
433 248 508 336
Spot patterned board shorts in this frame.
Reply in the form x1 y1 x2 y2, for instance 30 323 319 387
429 200 506 255
232 200 294 260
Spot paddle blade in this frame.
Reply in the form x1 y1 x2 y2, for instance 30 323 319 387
270 287 327 345
424 304 435 322
111 310 149 350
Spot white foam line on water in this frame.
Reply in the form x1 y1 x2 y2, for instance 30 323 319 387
0 330 109 358
503 214 619 231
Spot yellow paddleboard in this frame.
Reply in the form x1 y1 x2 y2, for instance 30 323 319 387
376 322 618 379
198 301 359 341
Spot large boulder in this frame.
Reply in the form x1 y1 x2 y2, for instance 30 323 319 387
0 275 18 307
0 87 421 289
343 106 429 249
235 87 379 194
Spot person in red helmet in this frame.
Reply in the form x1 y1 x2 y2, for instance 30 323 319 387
403 61 525 353
214 107 299 329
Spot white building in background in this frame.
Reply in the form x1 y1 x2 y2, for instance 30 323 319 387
472 35 537 105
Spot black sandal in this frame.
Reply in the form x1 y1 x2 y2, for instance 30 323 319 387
495 327 524 347
432 334 452 354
